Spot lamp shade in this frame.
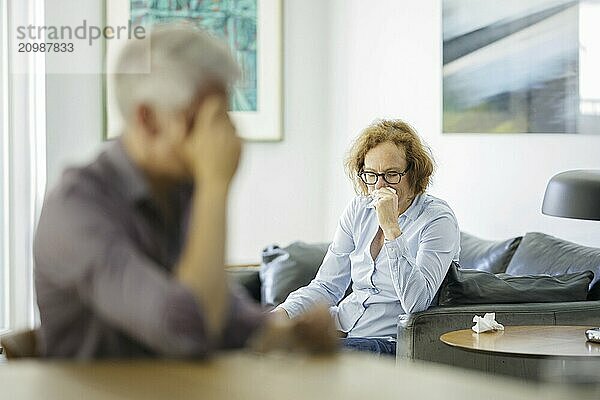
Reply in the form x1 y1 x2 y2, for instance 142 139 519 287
542 170 600 221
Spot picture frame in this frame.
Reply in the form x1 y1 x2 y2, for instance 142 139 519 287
103 0 283 141
442 0 600 134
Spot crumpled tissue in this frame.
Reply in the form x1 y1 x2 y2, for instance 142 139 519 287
472 312 504 333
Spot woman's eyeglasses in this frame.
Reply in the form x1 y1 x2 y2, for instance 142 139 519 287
359 168 409 185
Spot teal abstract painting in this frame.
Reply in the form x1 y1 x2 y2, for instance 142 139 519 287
130 0 258 112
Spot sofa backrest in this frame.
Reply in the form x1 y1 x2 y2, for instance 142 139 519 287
458 231 522 274
505 232 600 299
257 232 600 307
260 241 330 307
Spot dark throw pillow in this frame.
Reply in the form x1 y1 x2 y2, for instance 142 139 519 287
438 263 593 306
459 231 522 274
259 241 330 307
506 232 600 300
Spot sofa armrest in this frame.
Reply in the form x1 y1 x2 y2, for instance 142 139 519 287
396 300 600 375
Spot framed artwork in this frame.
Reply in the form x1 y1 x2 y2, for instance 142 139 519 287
104 0 282 141
442 0 600 134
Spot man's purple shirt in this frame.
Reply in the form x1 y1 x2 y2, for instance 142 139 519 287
34 140 264 358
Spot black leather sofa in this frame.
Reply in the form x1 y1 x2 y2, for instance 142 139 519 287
229 232 600 380
396 231 600 380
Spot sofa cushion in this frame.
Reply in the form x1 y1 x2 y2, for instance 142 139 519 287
227 267 261 302
438 263 593 306
459 231 522 274
259 241 330 307
505 232 600 299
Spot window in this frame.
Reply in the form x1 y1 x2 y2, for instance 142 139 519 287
1 0 9 331
0 0 46 332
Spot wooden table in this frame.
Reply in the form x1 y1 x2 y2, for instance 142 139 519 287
440 325 600 358
0 351 595 399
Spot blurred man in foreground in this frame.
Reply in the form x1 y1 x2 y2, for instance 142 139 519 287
34 24 335 358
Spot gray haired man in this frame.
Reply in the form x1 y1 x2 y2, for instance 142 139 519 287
34 24 335 358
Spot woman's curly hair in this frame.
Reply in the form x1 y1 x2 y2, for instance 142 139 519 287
345 119 435 196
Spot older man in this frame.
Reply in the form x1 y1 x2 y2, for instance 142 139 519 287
34 25 333 358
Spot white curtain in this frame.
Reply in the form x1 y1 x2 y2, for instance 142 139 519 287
1 0 47 332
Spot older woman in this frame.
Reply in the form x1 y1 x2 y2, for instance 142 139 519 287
275 119 460 355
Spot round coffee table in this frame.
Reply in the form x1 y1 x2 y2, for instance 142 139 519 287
440 325 600 358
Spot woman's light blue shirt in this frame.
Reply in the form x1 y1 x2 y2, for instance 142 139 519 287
278 193 460 338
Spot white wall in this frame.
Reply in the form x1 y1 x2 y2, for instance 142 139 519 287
325 0 600 247
227 0 332 263
45 0 105 186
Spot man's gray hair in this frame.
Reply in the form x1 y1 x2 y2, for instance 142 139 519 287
114 23 239 120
